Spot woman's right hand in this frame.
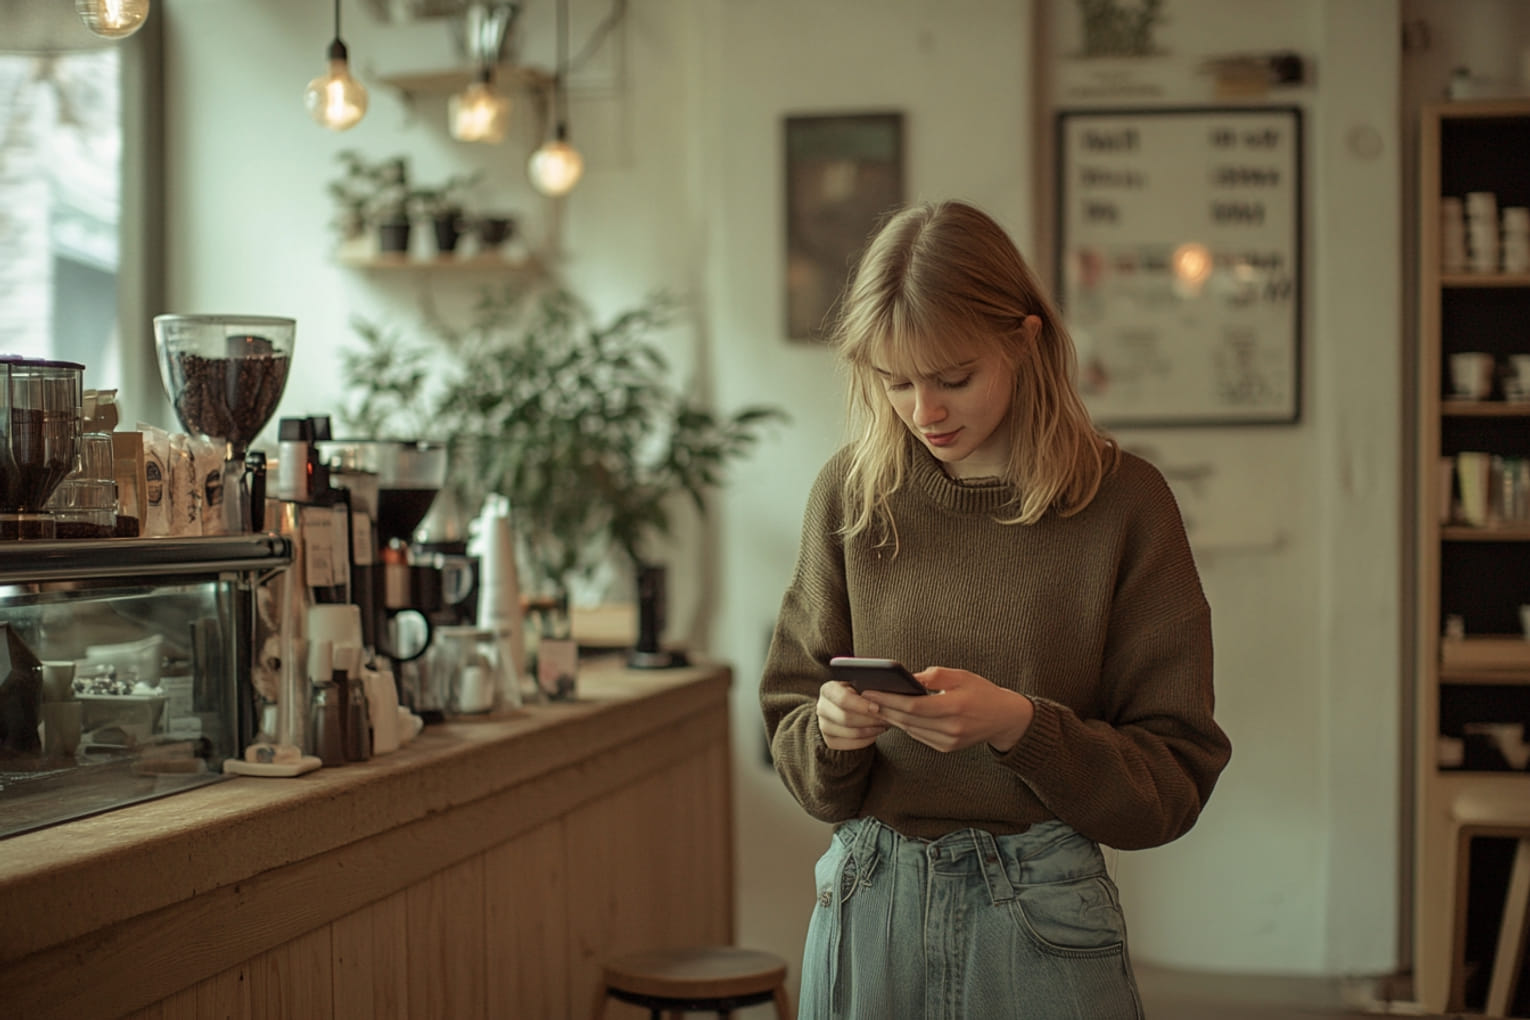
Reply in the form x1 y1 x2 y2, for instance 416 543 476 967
816 680 889 750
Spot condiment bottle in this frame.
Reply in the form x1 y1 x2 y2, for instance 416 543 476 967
308 639 345 766
310 680 345 767
335 644 371 762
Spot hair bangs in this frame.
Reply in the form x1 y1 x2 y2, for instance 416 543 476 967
843 289 992 382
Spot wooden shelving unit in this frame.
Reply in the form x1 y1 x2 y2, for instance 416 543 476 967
337 251 543 273
1413 98 1530 1015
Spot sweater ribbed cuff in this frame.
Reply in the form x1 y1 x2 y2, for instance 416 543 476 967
813 732 875 772
995 696 1063 774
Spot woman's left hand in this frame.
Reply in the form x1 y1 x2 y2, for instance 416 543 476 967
862 666 1035 754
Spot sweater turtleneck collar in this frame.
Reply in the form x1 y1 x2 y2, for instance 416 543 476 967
908 445 1019 516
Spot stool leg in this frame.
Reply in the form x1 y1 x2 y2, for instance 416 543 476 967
1451 827 1476 1011
1486 837 1530 1018
591 984 610 1020
772 983 795 1020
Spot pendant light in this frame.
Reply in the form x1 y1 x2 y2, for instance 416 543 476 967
449 4 515 144
450 68 511 142
303 0 369 132
527 0 583 196
75 0 151 40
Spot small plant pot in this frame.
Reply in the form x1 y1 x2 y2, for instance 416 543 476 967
432 214 464 255
476 215 515 250
377 220 412 255
336 209 367 243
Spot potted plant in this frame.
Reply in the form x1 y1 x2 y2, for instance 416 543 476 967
339 284 788 619
370 156 414 255
410 170 482 256
326 151 371 255
473 213 516 254
325 150 414 256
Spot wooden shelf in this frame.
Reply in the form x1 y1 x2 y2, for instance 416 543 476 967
337 252 543 273
1441 399 1530 416
1441 669 1530 686
1440 523 1530 541
1441 272 1530 288
1441 636 1530 671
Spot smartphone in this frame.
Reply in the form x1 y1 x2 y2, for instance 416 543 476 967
829 656 928 696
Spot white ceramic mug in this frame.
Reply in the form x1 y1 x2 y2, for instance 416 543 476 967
1449 352 1495 399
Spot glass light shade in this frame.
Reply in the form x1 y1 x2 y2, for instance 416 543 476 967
528 137 584 197
75 0 150 39
449 82 510 143
304 58 369 132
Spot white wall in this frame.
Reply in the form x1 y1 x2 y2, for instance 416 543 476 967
148 0 1523 997
1035 0 1405 977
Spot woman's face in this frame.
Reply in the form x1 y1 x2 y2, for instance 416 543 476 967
875 346 1017 479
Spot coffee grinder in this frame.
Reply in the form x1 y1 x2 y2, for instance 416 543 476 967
0 356 85 540
153 314 295 533
316 439 448 716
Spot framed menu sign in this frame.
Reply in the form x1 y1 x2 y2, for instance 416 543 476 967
1055 106 1303 426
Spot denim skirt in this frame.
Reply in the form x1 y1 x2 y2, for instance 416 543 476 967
798 816 1143 1020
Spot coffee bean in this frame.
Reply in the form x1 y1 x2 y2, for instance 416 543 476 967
169 350 290 445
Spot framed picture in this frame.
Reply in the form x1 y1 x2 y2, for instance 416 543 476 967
783 112 905 341
1055 106 1303 426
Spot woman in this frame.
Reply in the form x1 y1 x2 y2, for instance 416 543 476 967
760 200 1232 1019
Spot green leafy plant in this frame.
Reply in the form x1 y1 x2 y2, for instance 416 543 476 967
408 170 482 222
327 150 413 236
341 284 788 597
339 317 436 439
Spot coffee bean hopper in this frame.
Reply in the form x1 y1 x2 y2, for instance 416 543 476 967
153 314 295 532
0 356 85 540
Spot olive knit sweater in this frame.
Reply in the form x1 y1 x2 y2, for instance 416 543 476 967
761 444 1231 851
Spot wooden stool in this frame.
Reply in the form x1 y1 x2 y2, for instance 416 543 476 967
592 946 793 1019
1449 792 1530 1017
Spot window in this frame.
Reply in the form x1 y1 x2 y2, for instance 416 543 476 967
0 21 161 426
0 50 122 373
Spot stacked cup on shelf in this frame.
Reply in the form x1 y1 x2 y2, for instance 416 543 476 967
1442 196 1467 273
1466 191 1499 273
1502 205 1530 273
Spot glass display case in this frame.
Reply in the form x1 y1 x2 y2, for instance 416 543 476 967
0 534 289 839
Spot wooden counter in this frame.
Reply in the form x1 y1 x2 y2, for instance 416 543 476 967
0 659 735 1020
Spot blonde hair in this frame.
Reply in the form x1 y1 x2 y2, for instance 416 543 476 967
833 200 1117 547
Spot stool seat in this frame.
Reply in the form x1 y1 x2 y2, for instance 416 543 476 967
594 946 792 1019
